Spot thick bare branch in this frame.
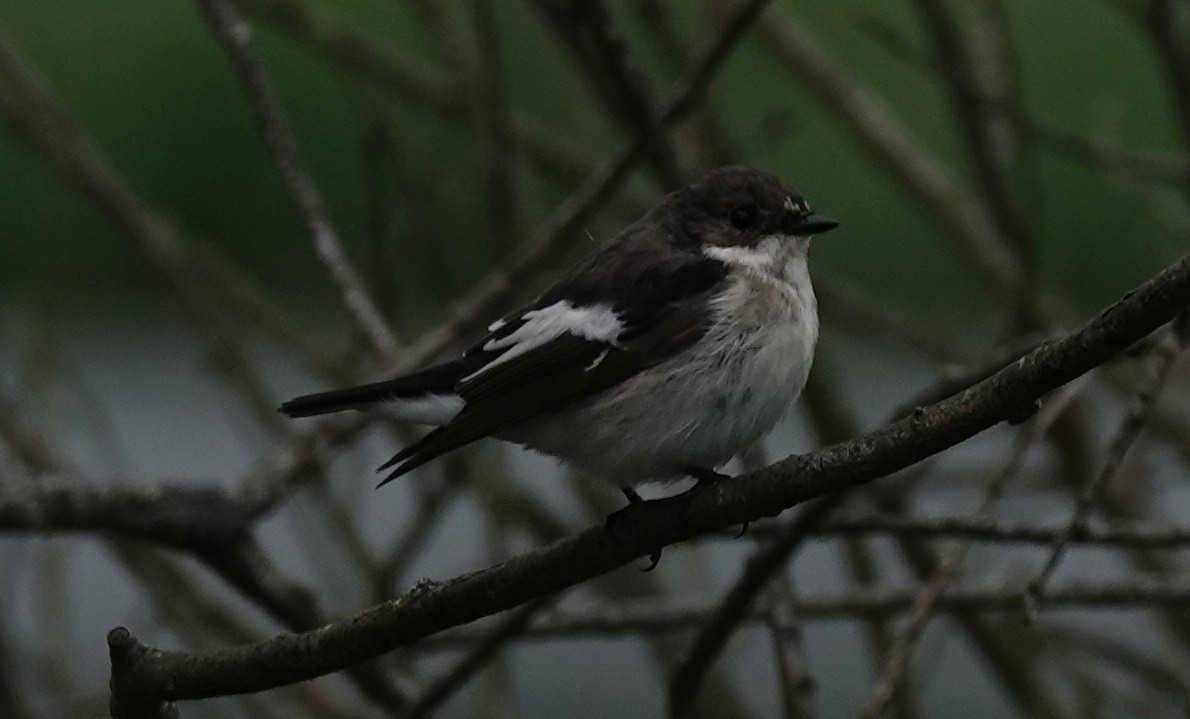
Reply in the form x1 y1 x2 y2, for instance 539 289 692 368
415 580 1190 645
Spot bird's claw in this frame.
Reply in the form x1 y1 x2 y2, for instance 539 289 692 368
686 467 749 538
613 472 748 570
686 467 731 487
641 550 662 572
612 486 666 570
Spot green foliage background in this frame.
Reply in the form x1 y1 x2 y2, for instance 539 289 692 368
0 0 1182 324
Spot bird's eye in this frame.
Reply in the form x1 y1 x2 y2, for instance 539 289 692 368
729 204 757 230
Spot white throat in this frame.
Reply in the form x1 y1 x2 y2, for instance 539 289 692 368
703 234 811 300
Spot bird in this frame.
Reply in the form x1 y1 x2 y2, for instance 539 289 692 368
280 165 838 507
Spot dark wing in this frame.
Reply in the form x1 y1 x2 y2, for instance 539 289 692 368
378 229 729 483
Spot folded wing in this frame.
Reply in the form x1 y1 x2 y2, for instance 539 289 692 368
376 245 730 483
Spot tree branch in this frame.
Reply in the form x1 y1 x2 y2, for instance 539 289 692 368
415 580 1190 645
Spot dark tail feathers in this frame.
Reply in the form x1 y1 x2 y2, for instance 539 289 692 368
279 360 465 418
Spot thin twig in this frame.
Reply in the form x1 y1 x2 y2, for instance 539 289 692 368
669 493 842 718
1137 0 1190 156
756 6 1026 298
1048 622 1190 698
470 0 524 256
0 26 337 378
1026 319 1187 611
385 0 780 372
533 0 684 188
816 280 964 362
754 513 1190 549
860 11 1190 187
196 0 399 358
403 597 553 719
231 0 649 206
839 536 921 719
0 613 35 719
914 0 1035 272
765 573 817 719
13 478 1190 554
858 379 1087 718
1044 394 1190 667
629 0 740 168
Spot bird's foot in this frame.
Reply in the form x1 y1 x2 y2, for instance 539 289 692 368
607 487 663 571
686 466 731 486
684 467 748 537
621 485 646 505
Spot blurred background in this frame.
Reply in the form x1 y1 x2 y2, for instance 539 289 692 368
0 0 1188 717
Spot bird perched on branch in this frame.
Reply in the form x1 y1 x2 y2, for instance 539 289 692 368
281 165 837 507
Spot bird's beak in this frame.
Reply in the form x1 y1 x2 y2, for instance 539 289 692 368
788 213 839 236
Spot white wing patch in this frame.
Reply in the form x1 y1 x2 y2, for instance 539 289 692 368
585 347 611 371
465 301 623 381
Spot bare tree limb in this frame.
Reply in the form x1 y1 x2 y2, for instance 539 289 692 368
413 580 1190 645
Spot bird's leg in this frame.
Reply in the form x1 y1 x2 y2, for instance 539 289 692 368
621 486 645 505
623 487 662 571
686 466 731 486
685 466 749 538
607 486 663 571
